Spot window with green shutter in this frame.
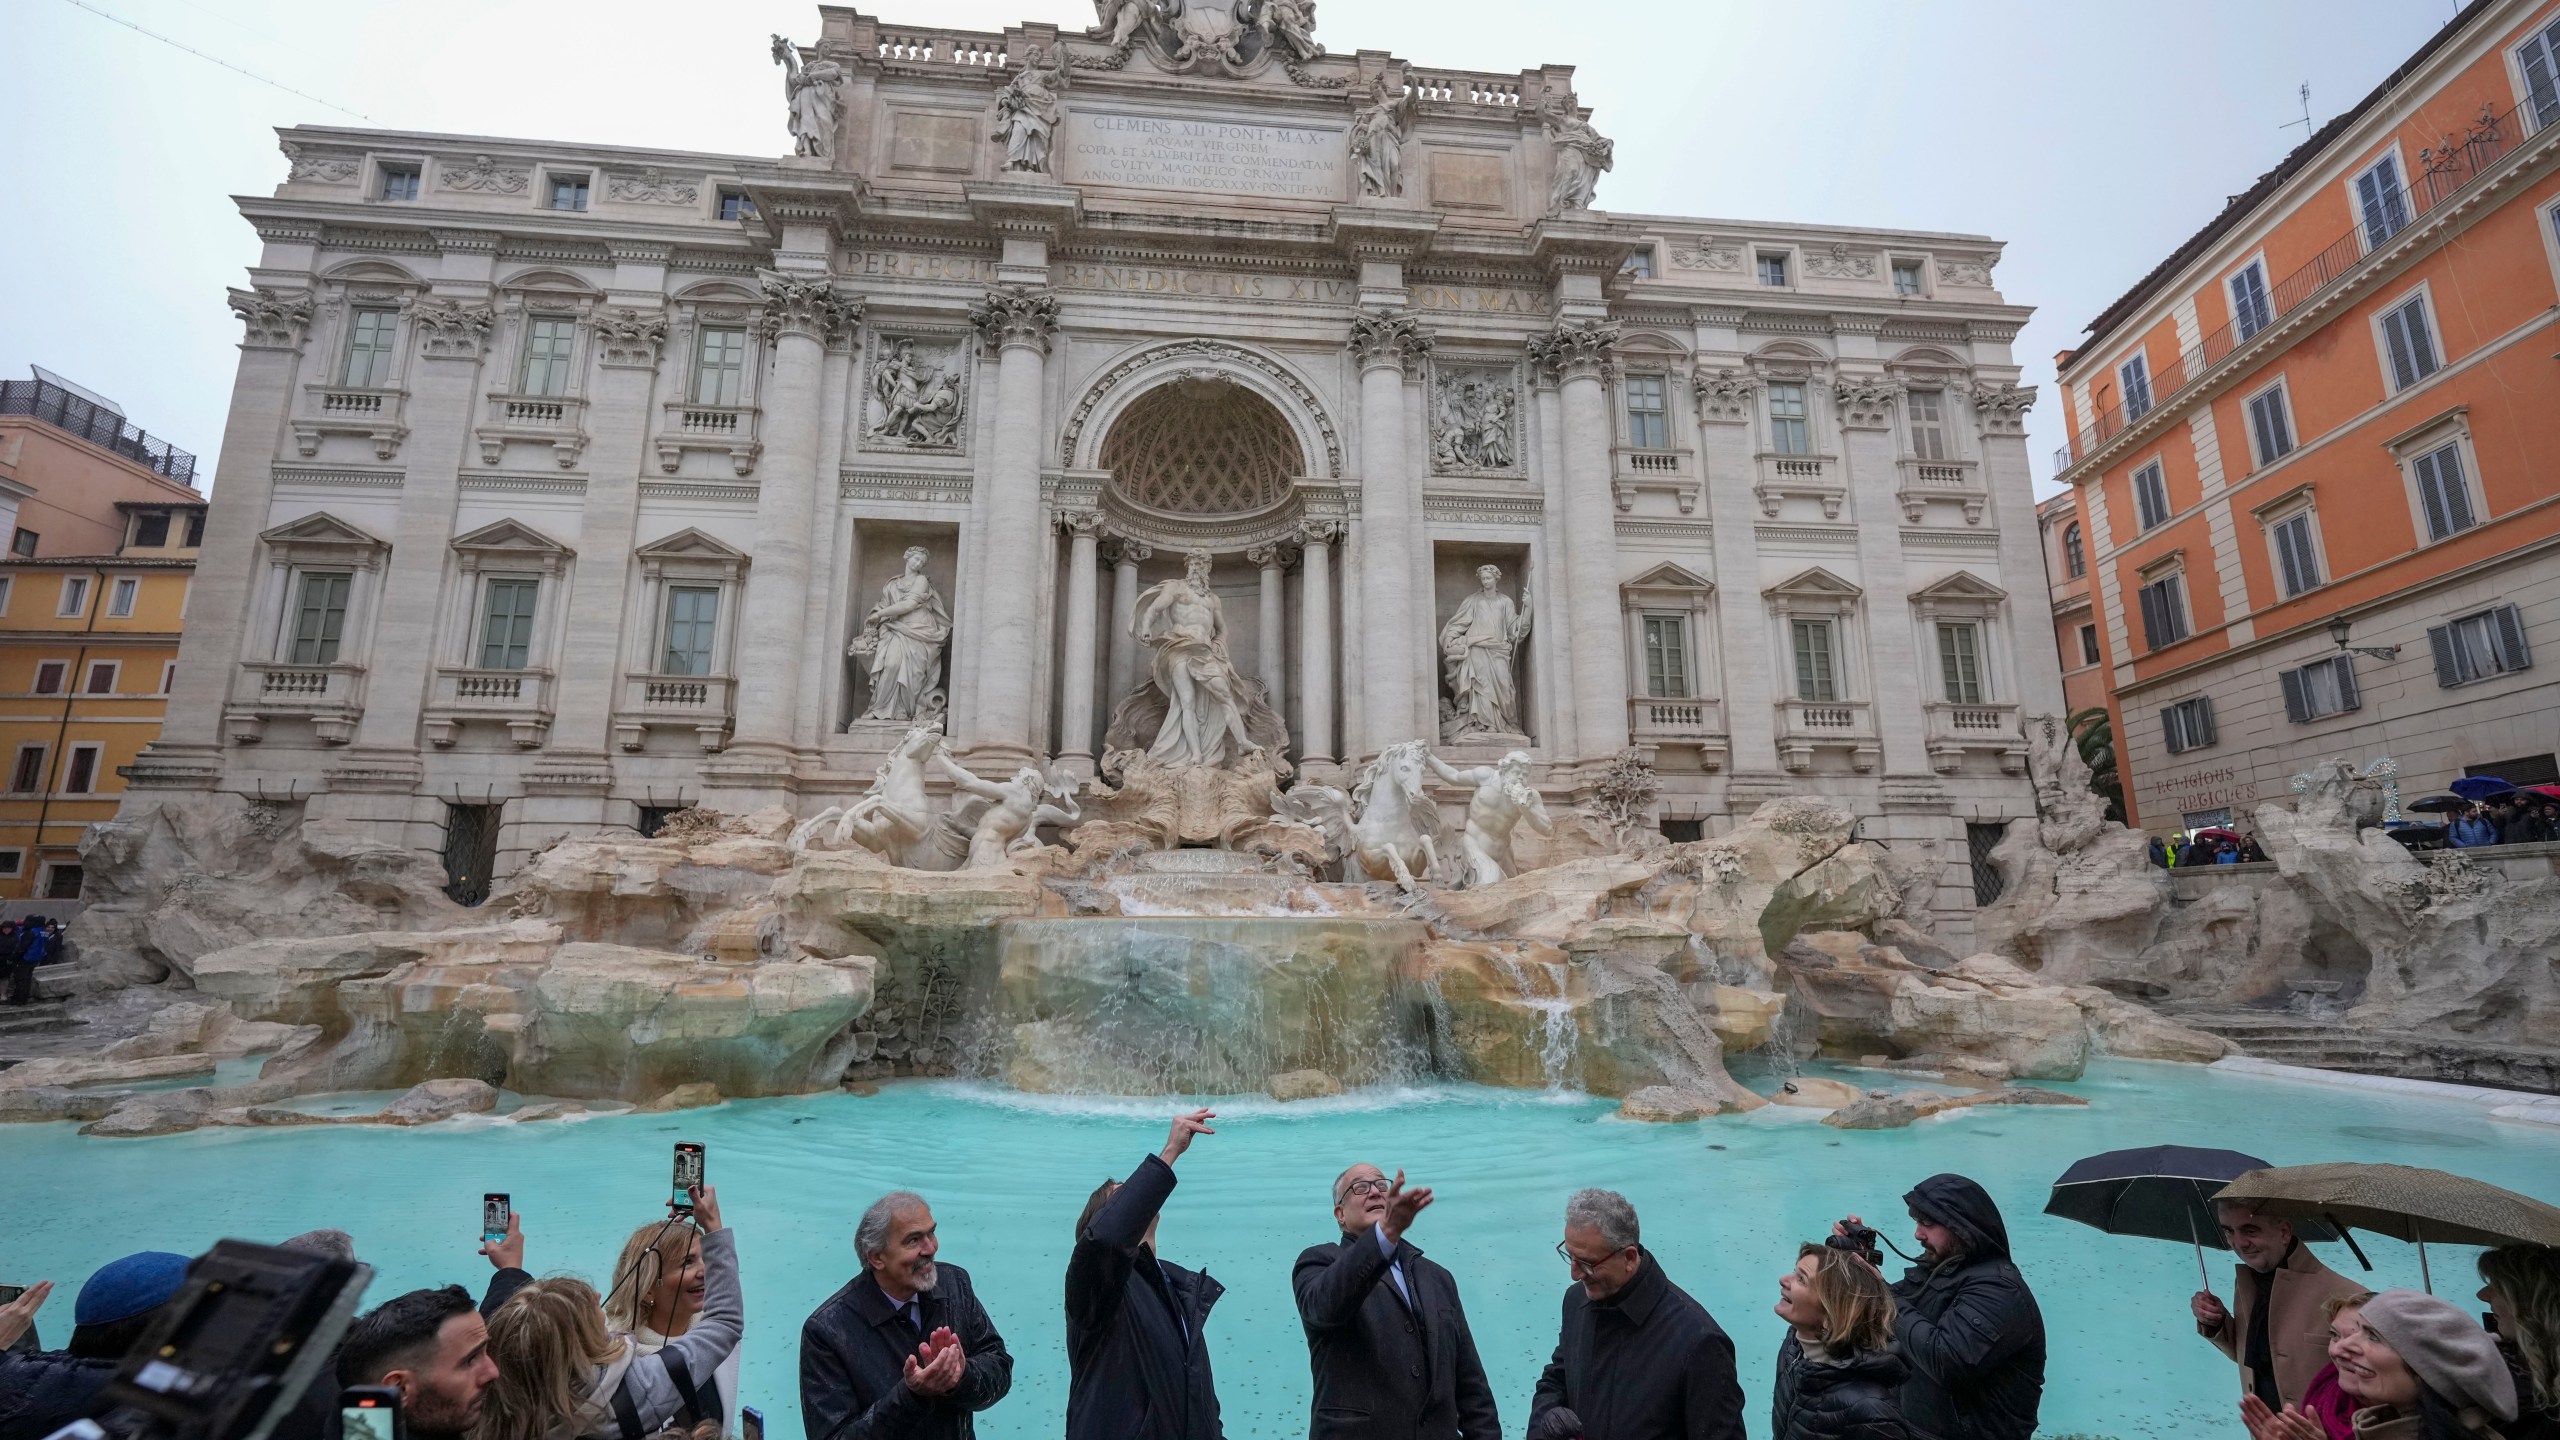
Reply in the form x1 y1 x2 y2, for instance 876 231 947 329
479 579 539 670
344 308 398 388
291 573 352 664
1791 618 1838 702
1936 623 1984 704
521 317 576 396
1641 614 1688 698
663 587 719 676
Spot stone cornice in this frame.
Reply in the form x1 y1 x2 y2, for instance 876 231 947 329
1329 207 1442 264
965 180 1084 240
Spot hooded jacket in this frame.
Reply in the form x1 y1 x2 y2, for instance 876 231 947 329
0 1350 119 1440
1064 1154 1224 1440
1771 1333 1912 1440
1528 1248 1746 1440
1889 1175 2045 1440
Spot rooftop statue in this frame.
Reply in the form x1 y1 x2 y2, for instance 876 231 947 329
992 46 1068 175
770 35 847 161
1348 73 1412 199
1540 96 1613 213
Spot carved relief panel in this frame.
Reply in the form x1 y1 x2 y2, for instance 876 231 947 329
859 330 973 455
1427 361 1523 478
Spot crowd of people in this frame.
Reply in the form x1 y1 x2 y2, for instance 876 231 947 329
0 917 65 1007
2 1109 2556 1440
2150 831 2271 867
2444 793 2560 850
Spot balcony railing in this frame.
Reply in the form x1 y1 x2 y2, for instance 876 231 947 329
1753 452 1844 518
1923 700 2025 774
656 401 762 476
1627 695 1729 769
1895 457 1986 524
228 661 366 744
425 666 556 748
1774 697 1878 773
615 673 735 752
1611 446 1699 512
0 378 198 486
293 384 408 460
477 393 588 467
2055 98 2553 474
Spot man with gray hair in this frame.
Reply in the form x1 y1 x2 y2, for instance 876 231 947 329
1527 1189 1742 1440
1292 1161 1499 1439
799 1190 1014 1440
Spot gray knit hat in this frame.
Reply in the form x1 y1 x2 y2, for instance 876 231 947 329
2361 1288 2517 1421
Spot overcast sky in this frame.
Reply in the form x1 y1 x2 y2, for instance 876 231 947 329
1 0 2470 494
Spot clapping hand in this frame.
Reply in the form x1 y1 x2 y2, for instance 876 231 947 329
903 1325 966 1398
479 1212 525 1272
0 1280 52 1349
1159 1108 1216 1166
1381 1171 1435 1244
2240 1395 2328 1440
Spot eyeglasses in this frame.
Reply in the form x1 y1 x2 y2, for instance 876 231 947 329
1338 1177 1391 1201
1556 1240 1628 1274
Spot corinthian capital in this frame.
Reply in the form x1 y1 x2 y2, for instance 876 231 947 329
1831 376 1905 430
593 307 669 368
759 272 861 343
1346 309 1433 375
970 284 1061 354
409 297 496 360
1058 507 1104 538
1526 319 1619 383
1690 366 1758 424
227 287 314 350
1969 381 2037 437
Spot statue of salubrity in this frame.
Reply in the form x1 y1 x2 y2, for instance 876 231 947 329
848 546 951 725
1440 563 1531 742
1539 95 1613 213
770 35 847 161
992 46 1068 175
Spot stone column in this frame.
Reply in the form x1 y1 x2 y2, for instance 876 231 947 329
1295 520 1336 767
1056 509 1104 773
1348 309 1431 756
727 274 857 759
137 288 316 778
1107 536 1151 715
960 285 1060 766
1975 381 2067 718
546 307 666 755
1835 374 1928 775
1248 542 1288 724
1531 319 1632 760
1693 363 1780 772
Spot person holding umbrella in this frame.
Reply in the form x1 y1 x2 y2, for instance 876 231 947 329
2196 1200 2367 1412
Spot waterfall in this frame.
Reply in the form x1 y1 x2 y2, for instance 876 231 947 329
1487 947 1578 1091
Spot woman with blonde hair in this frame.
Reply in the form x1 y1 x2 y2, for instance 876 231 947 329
602 1217 736 1424
1772 1240 1913 1440
2479 1245 2560 1440
479 1186 740 1440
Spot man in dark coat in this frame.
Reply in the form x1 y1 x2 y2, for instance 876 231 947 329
1873 1174 2046 1440
801 1190 1013 1440
1065 1109 1224 1440
0 1251 192 1440
1528 1189 1744 1440
1292 1162 1499 1440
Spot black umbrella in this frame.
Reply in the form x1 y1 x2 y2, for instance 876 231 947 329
2405 794 2470 814
2046 1145 2346 1286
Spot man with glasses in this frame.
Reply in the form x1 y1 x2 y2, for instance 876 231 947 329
1527 1189 1743 1440
1292 1163 1499 1440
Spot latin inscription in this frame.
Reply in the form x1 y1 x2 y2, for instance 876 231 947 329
1063 110 1344 201
1059 264 1355 302
845 251 998 283
1409 284 1550 315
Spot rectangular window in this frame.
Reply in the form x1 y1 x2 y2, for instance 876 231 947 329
1641 614 1689 698
2063 523 2086 577
161 661 177 694
2380 296 2440 391
2428 604 2531 687
1790 618 1839 702
0 851 20 878
63 745 99 795
2229 261 2274 342
662 586 719 676
2271 511 2322 597
2161 696 2218 754
12 528 36 558
2525 17 2560 129
2412 443 2478 541
2247 386 2295 466
1936 622 1985 704
108 577 138 617
2079 624 2101 666
2132 460 2170 531
717 190 756 222
1908 389 1948 460
2118 354 2153 422
1757 253 1789 287
379 165 420 201
694 328 747 406
2139 573 2189 650
0 577 12 614
8 746 44 793
56 576 89 617
1624 374 1668 449
43 863 83 900
520 317 576 397
1767 383 1811 456
1620 250 1654 279
2281 654 2362 723
183 511 205 547
32 662 66 696
1892 260 1923 296
2356 155 2411 248
290 572 353 665
548 174 589 211
132 511 171 548
83 661 117 695
479 579 540 670
344 307 399 388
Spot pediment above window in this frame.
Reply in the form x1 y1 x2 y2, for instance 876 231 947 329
1623 561 1715 607
1908 570 2006 603
634 526 749 581
261 511 391 568
1763 566 1862 603
452 518 575 575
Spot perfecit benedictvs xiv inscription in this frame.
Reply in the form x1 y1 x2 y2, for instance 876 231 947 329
1063 110 1344 200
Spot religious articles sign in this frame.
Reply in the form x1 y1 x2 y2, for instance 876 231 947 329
1062 109 1345 201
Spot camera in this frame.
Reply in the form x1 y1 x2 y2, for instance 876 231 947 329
670 1143 705 1214
81 1240 371 1440
1827 1218 1884 1268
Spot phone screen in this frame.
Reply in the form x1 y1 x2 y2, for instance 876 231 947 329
482 1193 511 1243
741 1406 764 1440
671 1143 705 1210
0 1285 24 1307
341 1389 402 1440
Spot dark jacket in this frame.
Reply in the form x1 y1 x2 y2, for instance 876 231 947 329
1065 1154 1224 1440
1890 1175 2045 1440
799 1261 1012 1440
1528 1248 1745 1440
1293 1227 1499 1440
2499 1342 2560 1440
1771 1334 1912 1440
0 1350 118 1440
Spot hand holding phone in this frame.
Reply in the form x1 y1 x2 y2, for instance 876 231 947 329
340 1386 404 1440
482 1193 512 1244
670 1143 706 1214
479 1208 524 1272
0 1280 51 1350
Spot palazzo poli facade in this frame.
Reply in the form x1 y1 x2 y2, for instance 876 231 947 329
133 2 2060 931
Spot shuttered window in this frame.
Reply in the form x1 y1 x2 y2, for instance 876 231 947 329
2427 605 2531 688
2119 355 2154 422
662 587 719 676
2162 697 2217 754
344 308 398 388
520 317 576 397
2380 296 2439 391
1790 618 1839 702
2229 262 2274 341
2412 444 2477 542
290 573 352 665
2280 655 2361 723
1641 614 1689 698
479 579 539 670
2520 17 2560 129
2247 386 2294 466
1624 374 1668 449
1767 383 1811 455
1937 623 1985 704
2133 461 2170 531
2356 155 2411 248
2138 574 2189 651
2271 511 2322 597
1909 389 1948 460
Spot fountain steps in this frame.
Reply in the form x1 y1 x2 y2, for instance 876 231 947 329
2172 1009 2560 1095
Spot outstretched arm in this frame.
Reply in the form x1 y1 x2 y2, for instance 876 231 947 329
933 752 1008 802
1424 752 1478 786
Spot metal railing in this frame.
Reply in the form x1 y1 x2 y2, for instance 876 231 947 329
0 379 197 486
2055 98 2551 474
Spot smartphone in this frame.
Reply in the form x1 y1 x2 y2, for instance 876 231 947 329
741 1406 764 1440
671 1143 705 1212
481 1193 511 1244
340 1386 404 1440
0 1285 24 1307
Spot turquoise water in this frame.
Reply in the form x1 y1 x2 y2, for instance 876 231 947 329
10 1060 2559 1440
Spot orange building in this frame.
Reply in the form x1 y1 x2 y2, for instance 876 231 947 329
0 372 203 898
2049 0 2560 833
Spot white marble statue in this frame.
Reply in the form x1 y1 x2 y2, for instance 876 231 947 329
771 35 847 161
1348 74 1411 199
869 339 964 447
1440 564 1532 739
993 46 1067 174
850 546 952 722
1090 0 1158 46
790 725 946 864
1427 748 1551 887
1280 739 1450 892
1134 550 1261 770
1540 99 1613 213
1255 0 1321 63
939 754 1081 868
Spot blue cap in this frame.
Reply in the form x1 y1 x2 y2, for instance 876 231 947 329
76 1251 192 1327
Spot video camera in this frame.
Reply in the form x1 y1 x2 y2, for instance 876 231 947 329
49 1240 372 1440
